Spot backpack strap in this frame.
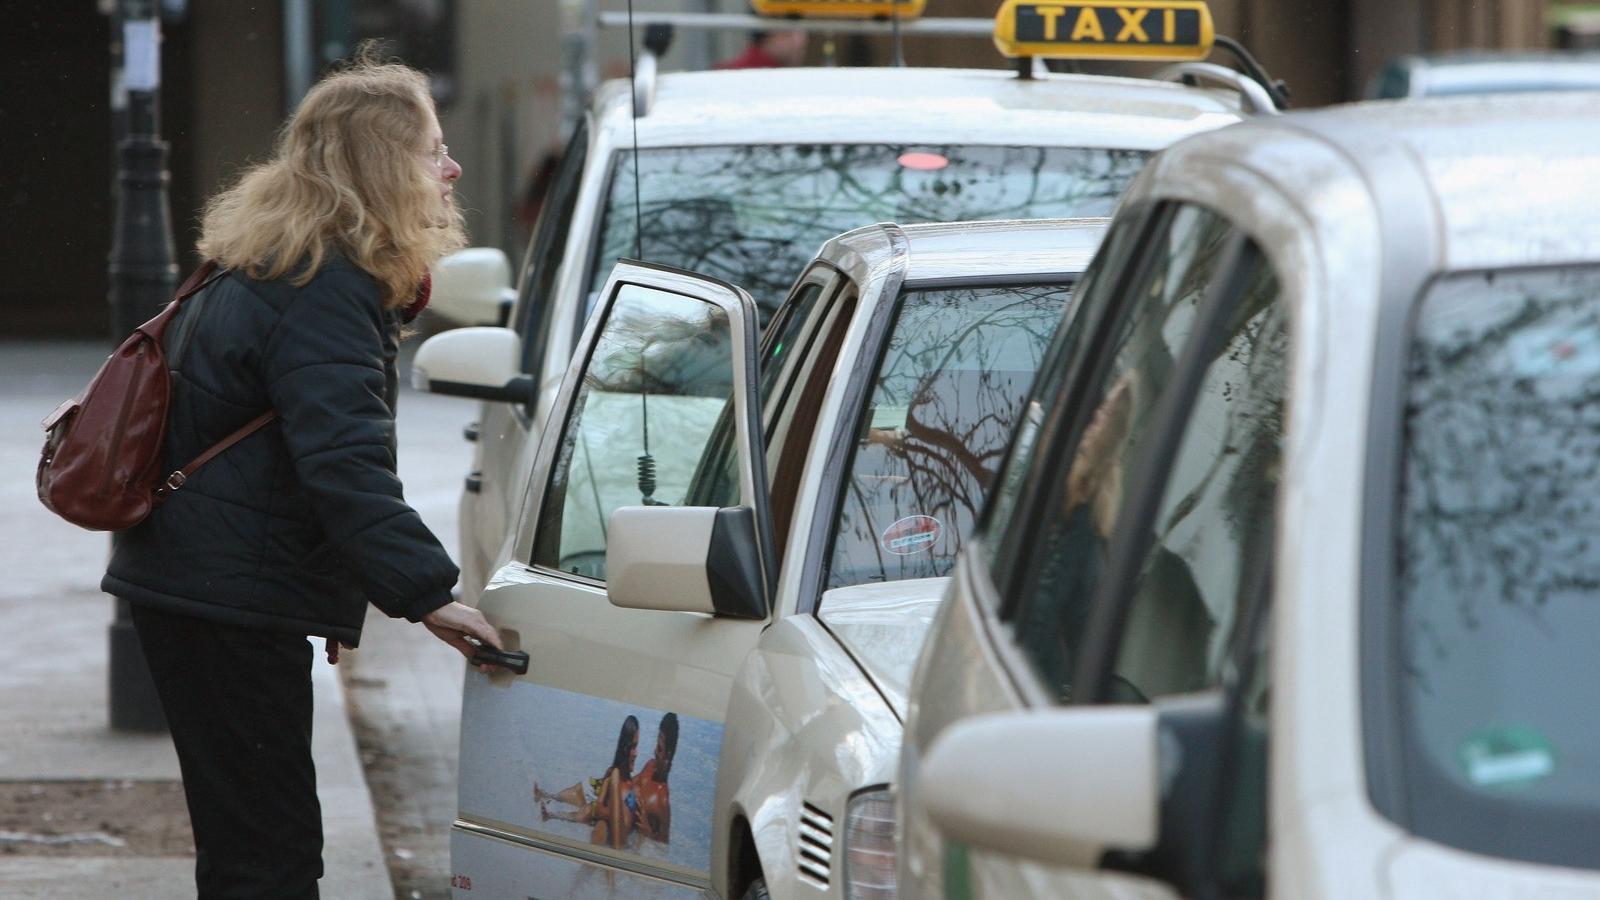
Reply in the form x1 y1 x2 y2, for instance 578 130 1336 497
151 261 272 502
174 260 220 300
138 261 227 344
168 263 229 367
156 410 278 499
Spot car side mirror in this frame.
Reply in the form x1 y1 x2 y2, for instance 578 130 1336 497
430 247 517 327
606 505 766 619
411 326 535 405
920 706 1160 868
922 692 1250 895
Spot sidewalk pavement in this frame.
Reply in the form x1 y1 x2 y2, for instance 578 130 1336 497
0 340 393 899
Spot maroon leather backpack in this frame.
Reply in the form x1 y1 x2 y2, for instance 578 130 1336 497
38 263 276 532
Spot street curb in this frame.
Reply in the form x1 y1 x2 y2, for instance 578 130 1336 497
310 655 397 899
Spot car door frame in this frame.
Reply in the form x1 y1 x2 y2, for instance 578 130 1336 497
454 258 776 895
512 256 776 600
948 199 1286 897
458 115 596 600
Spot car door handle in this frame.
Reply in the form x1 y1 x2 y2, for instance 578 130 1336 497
465 472 482 493
470 646 529 675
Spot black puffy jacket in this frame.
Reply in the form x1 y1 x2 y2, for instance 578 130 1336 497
103 259 457 646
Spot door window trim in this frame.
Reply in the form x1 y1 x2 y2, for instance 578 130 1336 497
519 261 776 604
1073 232 1258 704
1359 259 1445 829
577 146 633 348
793 233 911 617
760 264 845 443
765 281 858 567
988 203 1172 620
515 116 593 411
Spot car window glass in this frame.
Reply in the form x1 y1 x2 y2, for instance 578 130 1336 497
590 144 1148 326
1006 205 1233 701
824 282 1072 591
1105 259 1285 703
685 280 834 522
532 284 738 580
1394 265 1600 867
767 291 859 562
983 213 1148 585
517 120 589 371
761 281 827 417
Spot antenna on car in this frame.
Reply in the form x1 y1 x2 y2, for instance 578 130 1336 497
626 0 644 261
890 4 904 65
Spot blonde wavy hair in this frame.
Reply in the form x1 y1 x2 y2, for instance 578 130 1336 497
197 49 465 308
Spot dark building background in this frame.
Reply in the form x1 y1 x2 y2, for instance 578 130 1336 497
2 0 1558 337
6 1 283 338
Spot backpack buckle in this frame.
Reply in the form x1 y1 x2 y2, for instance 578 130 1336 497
164 471 187 492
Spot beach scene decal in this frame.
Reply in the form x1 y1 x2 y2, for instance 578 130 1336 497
458 676 722 877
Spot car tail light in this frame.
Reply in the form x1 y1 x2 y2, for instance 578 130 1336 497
843 787 897 900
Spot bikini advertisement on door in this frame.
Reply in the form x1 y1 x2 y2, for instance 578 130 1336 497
458 676 723 882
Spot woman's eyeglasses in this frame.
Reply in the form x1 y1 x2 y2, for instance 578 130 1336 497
431 144 451 167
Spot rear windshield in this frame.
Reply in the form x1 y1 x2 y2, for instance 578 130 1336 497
824 281 1074 591
1395 265 1600 868
589 144 1145 322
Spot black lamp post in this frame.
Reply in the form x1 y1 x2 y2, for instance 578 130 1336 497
106 0 175 732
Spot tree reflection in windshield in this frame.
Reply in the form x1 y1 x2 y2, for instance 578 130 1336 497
827 283 1072 590
592 145 1145 322
1399 265 1600 861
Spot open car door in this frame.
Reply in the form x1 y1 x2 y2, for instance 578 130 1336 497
451 261 774 899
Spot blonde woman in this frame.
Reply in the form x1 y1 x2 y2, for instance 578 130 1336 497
103 50 502 898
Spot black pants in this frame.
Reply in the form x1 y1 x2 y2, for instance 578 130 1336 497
131 603 323 899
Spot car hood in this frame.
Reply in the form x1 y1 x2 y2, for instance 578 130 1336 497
816 577 951 722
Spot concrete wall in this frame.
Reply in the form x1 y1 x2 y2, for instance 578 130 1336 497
438 3 563 260
180 3 287 271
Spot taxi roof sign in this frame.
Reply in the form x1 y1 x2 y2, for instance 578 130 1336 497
993 0 1214 61
751 0 926 20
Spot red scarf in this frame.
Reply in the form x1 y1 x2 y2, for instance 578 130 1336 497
403 271 431 323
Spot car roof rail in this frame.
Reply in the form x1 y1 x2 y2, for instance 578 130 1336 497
1156 34 1290 112
1155 62 1279 114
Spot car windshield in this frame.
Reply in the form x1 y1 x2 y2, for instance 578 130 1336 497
1395 264 1600 868
588 144 1146 323
823 281 1074 593
1423 61 1600 96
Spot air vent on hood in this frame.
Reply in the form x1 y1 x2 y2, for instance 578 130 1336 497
798 801 834 888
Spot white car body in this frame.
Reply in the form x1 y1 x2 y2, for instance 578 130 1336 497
896 93 1600 898
447 219 1106 899
417 64 1247 602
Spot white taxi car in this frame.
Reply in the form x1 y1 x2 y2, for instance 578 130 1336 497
414 14 1263 601
434 217 1103 899
896 93 1600 897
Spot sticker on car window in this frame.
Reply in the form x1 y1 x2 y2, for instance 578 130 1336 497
1507 321 1600 380
869 404 909 431
1457 726 1555 790
881 515 941 555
